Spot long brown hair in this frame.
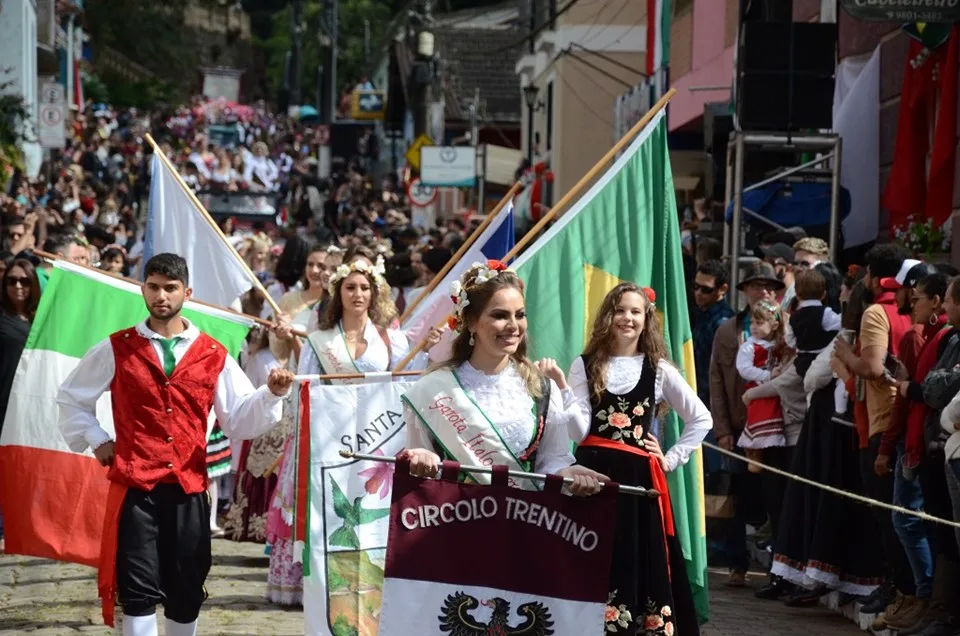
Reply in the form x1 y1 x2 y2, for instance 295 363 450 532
582 283 668 401
318 269 389 329
343 246 398 326
440 269 543 397
1 258 41 321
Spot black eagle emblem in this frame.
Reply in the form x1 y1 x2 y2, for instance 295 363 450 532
438 592 555 636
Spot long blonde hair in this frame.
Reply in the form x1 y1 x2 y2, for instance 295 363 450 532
582 283 669 401
440 269 543 397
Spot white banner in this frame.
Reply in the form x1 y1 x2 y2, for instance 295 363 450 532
421 146 477 187
303 380 416 636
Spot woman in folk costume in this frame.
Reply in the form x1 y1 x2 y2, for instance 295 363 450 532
266 257 441 605
401 261 606 496
565 283 711 636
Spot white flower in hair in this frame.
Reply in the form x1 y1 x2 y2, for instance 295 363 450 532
327 258 386 294
447 259 511 332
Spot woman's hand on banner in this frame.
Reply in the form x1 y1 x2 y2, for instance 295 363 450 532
398 448 441 478
421 327 443 352
643 434 669 472
557 465 606 496
536 358 568 390
267 368 296 396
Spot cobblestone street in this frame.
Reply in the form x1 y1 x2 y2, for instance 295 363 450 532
0 543 865 635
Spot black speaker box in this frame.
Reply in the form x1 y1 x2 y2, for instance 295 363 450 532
737 21 837 131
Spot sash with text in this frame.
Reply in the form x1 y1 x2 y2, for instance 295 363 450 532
379 460 619 634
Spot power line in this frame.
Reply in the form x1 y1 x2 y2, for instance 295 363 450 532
479 0 586 55
563 49 634 89
568 42 647 78
557 72 612 127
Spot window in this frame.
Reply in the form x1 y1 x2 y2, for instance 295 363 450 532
545 81 554 152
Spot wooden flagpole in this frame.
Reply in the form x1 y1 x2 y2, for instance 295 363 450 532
143 133 285 318
398 181 522 324
35 249 308 338
391 88 677 371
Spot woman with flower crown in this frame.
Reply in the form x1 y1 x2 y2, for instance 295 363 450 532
266 254 442 606
565 282 711 636
400 260 606 498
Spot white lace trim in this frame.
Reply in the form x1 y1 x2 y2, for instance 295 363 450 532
456 361 536 457
605 355 665 403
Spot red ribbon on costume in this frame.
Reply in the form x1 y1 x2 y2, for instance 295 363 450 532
578 435 675 579
97 481 129 627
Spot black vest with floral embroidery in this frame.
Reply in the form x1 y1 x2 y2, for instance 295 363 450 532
582 354 656 449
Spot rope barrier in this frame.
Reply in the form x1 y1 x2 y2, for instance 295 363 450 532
700 440 960 529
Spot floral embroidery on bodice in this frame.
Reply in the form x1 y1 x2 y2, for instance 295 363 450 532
584 354 656 449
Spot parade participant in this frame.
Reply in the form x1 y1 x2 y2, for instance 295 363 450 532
565 282 710 635
56 253 295 636
400 261 605 495
265 256 440 606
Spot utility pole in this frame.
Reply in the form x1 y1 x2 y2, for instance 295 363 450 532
411 0 436 140
329 0 339 121
290 0 304 108
364 19 371 66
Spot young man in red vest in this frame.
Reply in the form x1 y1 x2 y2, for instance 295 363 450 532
57 253 295 636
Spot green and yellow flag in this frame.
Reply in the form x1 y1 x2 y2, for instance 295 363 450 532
513 110 708 621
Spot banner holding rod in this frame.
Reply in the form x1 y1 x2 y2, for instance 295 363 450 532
339 450 659 497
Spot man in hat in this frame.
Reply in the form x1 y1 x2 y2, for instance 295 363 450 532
709 261 785 588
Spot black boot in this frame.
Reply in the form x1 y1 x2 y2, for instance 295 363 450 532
755 575 792 600
860 580 897 614
784 585 828 607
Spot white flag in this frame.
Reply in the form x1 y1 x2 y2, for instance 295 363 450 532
145 153 253 306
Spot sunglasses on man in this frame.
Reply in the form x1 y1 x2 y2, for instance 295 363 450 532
692 283 716 294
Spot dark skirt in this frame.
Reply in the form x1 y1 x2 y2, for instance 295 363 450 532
770 382 883 595
575 445 700 636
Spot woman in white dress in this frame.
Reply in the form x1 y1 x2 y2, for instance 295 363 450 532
566 282 711 635
401 260 604 496
267 257 441 605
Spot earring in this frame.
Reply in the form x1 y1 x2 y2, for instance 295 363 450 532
930 313 939 326
469 332 475 346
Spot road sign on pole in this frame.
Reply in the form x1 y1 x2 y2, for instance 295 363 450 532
38 82 66 149
406 177 438 207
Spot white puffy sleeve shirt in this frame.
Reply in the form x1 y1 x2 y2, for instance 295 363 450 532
57 320 286 453
297 322 430 375
404 361 582 476
566 355 712 472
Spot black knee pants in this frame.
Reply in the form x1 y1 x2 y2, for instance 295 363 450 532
117 483 211 623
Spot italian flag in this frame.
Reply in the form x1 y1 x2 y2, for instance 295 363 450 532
646 0 672 80
0 261 251 566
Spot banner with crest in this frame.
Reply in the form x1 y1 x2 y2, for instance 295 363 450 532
300 379 416 636
377 459 619 635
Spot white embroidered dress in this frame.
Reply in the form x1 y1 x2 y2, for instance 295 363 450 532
404 361 583 475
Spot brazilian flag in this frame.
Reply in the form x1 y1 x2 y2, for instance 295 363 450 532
513 111 709 621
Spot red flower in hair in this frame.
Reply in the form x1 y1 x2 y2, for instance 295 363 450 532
642 287 656 304
447 315 459 331
847 264 861 278
487 259 508 271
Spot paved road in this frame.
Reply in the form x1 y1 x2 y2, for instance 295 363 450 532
0 543 865 635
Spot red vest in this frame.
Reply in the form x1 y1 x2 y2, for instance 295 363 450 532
108 327 227 494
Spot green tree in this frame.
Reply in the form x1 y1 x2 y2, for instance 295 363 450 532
0 70 32 189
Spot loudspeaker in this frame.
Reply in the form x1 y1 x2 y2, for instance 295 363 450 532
704 104 734 202
737 21 836 131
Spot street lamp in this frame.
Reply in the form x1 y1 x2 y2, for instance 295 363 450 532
523 84 539 167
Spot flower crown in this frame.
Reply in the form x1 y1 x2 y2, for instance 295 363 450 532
328 256 386 294
447 260 511 332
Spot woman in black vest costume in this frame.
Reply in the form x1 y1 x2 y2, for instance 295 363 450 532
563 283 711 636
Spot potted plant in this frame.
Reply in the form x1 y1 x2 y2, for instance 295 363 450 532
893 215 953 263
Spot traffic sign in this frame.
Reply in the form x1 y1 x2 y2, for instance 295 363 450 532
406 178 438 207
404 134 434 172
38 82 65 149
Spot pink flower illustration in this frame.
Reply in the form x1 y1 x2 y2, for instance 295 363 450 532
632 404 645 416
664 621 674 636
633 425 644 439
604 605 620 623
643 614 665 630
357 449 394 500
608 412 631 429
661 606 672 617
